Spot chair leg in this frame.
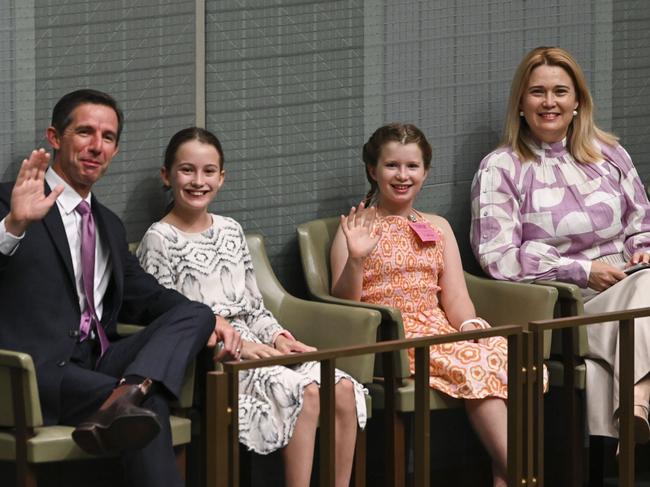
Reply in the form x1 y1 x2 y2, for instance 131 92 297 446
564 388 584 487
16 462 37 487
588 436 604 487
384 412 405 487
352 426 366 487
239 447 252 487
561 328 584 487
175 445 187 482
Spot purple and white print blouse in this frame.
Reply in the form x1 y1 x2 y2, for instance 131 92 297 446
470 139 650 288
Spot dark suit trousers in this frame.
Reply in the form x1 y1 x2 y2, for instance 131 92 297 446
58 301 214 487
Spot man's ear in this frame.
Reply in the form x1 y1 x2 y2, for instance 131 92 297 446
46 126 61 150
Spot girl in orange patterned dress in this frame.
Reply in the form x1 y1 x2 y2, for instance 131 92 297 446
330 123 510 487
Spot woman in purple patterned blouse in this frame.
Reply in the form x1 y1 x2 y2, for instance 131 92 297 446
471 46 650 442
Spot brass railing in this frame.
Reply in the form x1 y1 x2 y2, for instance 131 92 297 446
206 325 525 487
529 306 650 487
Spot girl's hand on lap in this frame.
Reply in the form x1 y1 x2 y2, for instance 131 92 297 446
274 335 317 354
240 340 282 360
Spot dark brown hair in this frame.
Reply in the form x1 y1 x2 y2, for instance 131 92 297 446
163 126 224 173
51 89 124 144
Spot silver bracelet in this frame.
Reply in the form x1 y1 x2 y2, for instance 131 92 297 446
458 318 486 332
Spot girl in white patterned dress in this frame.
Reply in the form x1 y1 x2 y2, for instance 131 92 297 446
137 127 366 487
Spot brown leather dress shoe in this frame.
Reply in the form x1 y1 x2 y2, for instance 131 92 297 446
72 380 161 455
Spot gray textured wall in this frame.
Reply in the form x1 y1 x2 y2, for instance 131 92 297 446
1 0 648 293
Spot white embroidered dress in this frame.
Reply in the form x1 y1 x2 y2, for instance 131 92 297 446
137 214 367 453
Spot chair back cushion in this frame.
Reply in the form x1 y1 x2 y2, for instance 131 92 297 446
296 217 340 299
0 349 44 428
245 233 287 313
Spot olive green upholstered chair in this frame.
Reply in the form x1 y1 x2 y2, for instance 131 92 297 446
296 216 558 486
245 233 381 384
245 233 381 486
0 325 195 487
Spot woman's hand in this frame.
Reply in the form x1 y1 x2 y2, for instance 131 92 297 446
588 261 626 292
240 340 282 360
339 202 382 260
628 251 650 266
274 335 317 355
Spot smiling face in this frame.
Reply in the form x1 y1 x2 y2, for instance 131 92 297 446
520 64 579 143
161 139 224 215
368 141 427 213
47 103 119 197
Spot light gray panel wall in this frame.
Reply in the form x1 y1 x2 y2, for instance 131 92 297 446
30 0 196 239
381 0 614 273
0 4 14 178
1 0 37 182
2 0 648 294
205 0 365 292
612 1 650 185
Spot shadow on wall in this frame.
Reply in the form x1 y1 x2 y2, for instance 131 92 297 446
451 125 501 277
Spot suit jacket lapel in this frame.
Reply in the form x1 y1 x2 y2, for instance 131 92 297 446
41 184 76 288
91 196 124 319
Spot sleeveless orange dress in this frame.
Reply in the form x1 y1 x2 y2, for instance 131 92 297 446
361 215 508 399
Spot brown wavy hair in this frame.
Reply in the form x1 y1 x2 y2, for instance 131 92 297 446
362 123 432 206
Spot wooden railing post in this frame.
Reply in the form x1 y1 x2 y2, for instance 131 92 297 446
206 371 230 487
381 349 402 487
320 358 336 487
532 328 546 487
413 345 430 487
507 331 523 487
618 318 635 487
228 370 239 487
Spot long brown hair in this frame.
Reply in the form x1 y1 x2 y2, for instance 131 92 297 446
502 46 617 163
362 123 432 206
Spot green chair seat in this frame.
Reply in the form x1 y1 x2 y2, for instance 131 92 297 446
366 379 462 411
0 416 190 464
545 361 586 390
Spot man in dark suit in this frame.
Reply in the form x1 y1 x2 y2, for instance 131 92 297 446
0 89 242 487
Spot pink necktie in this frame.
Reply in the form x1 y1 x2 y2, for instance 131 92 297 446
75 201 109 356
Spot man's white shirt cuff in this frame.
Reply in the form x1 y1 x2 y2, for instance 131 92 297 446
0 218 24 256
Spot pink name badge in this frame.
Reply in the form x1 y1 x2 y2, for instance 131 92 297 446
408 221 440 243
